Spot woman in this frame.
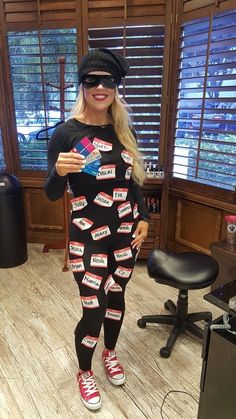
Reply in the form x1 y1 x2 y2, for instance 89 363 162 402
44 48 149 411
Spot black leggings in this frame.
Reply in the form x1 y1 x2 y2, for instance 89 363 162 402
70 232 137 371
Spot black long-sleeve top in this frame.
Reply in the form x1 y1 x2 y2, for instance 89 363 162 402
44 118 149 223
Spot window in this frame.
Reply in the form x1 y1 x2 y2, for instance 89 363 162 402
8 28 78 171
89 25 164 166
173 9 236 191
0 126 6 170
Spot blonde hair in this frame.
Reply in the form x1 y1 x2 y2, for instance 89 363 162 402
69 87 145 185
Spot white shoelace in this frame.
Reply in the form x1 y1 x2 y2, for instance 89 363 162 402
81 375 98 396
105 355 121 374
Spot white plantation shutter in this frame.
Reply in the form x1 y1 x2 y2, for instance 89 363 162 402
173 9 236 191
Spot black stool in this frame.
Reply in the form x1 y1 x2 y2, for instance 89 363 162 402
137 249 219 358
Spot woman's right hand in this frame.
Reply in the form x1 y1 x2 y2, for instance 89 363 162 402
55 152 86 177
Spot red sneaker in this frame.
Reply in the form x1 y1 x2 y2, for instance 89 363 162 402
102 349 126 385
77 370 101 410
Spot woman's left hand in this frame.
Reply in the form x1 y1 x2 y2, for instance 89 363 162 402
131 220 149 250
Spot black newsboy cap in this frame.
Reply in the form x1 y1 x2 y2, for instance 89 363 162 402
78 48 129 85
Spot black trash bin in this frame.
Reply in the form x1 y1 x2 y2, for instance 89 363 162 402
0 173 28 267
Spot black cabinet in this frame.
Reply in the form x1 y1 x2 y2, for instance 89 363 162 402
210 240 236 291
198 316 236 419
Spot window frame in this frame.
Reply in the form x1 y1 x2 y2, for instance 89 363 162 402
6 27 79 174
169 7 236 204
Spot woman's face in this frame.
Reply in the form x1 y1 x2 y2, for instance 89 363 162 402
82 71 116 113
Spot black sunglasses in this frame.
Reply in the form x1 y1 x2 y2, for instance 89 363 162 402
81 74 117 89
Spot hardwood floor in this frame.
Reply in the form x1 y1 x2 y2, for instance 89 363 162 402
0 244 221 419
